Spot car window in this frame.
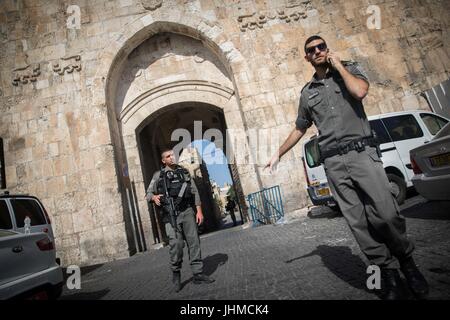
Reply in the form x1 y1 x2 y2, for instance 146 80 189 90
382 115 424 142
0 230 16 238
420 113 449 135
434 122 450 140
369 119 392 144
10 199 46 227
0 200 13 229
304 138 320 168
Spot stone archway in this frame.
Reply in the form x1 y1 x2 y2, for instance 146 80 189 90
122 80 246 246
98 12 261 251
136 100 237 241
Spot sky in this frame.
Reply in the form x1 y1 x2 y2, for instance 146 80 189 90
191 139 232 187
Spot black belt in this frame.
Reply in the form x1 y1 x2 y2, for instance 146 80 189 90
320 137 378 162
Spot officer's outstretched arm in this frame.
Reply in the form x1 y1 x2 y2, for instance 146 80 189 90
265 127 307 173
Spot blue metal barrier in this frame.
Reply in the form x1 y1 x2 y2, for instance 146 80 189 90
246 185 285 226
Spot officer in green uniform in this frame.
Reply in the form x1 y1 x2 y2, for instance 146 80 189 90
266 35 429 300
146 148 214 292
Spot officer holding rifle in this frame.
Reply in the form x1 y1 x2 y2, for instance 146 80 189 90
146 148 214 293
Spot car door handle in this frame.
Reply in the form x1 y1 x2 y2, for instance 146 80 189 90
12 246 23 253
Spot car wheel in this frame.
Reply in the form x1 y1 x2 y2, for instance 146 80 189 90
386 173 406 205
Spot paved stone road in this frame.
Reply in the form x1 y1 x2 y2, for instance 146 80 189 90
61 196 450 300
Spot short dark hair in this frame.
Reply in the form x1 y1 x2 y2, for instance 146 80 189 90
304 35 326 53
160 148 173 159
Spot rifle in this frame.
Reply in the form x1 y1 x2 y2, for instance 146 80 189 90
161 169 180 233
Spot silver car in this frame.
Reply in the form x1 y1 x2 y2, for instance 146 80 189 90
0 230 63 299
410 122 450 200
0 192 63 299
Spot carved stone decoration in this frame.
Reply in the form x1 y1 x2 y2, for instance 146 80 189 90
238 5 309 32
12 64 41 86
141 0 162 11
53 55 82 75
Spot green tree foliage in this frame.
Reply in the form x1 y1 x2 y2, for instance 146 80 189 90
226 187 236 202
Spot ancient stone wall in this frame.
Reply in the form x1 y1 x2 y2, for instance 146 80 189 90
1 0 448 266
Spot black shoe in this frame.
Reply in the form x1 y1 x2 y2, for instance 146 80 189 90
400 257 429 300
173 271 181 292
380 268 404 300
193 274 215 284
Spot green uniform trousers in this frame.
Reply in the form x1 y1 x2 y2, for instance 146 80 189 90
164 207 203 275
324 146 415 268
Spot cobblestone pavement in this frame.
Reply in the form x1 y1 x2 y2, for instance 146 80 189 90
61 196 450 300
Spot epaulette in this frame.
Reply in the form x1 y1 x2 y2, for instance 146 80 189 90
341 60 357 66
301 81 311 93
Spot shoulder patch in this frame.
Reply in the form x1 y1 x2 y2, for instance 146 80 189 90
308 92 319 99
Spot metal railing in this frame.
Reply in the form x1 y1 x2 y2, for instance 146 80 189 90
246 185 285 226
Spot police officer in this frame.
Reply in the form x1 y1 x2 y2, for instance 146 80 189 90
146 148 214 292
225 196 237 226
266 35 429 300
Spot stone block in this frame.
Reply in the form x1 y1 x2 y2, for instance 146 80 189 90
48 142 59 157
73 208 95 233
78 151 95 171
102 223 130 258
78 228 106 265
46 175 66 195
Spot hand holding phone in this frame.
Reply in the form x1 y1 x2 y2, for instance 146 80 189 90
327 49 341 69
327 56 334 68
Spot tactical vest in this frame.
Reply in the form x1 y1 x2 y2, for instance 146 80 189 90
156 165 193 212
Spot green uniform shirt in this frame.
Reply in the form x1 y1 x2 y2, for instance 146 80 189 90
295 62 371 153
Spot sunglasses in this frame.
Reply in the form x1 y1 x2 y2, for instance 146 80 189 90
306 43 327 55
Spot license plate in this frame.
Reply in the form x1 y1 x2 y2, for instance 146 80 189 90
316 187 330 197
430 152 450 167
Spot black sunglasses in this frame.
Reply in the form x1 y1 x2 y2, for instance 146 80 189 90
306 42 327 55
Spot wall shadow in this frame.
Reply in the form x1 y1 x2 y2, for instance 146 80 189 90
286 245 368 291
401 200 450 220
61 263 105 282
307 205 343 220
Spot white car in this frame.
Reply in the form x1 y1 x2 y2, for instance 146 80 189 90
0 230 63 300
0 191 63 299
302 110 449 206
410 122 450 200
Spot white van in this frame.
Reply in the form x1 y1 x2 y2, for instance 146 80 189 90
301 110 449 206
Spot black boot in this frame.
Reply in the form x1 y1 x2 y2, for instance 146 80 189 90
400 257 429 300
173 271 181 292
380 268 404 300
193 273 215 284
